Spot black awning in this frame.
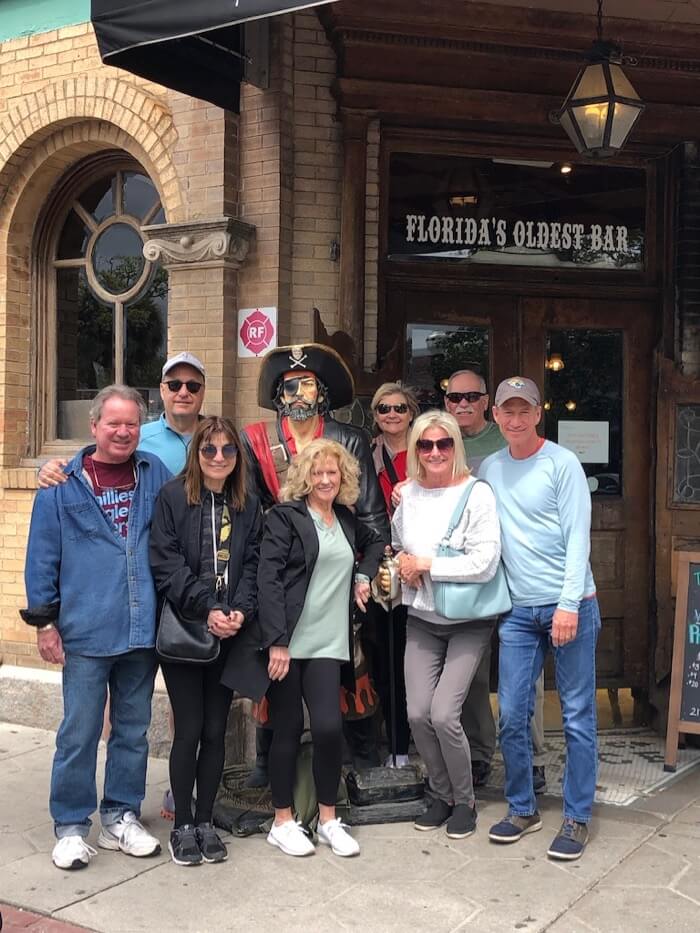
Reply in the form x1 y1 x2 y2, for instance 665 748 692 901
91 1 337 112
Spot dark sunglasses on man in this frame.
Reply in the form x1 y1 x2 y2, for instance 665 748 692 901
445 391 486 404
200 443 238 460
164 379 203 394
416 437 455 453
376 402 409 415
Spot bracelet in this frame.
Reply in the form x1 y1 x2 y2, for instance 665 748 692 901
37 622 55 633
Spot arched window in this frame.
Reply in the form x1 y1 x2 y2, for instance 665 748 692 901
48 163 167 441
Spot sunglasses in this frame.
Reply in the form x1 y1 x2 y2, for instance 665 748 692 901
165 379 203 394
416 437 455 453
445 391 486 404
376 403 409 415
200 443 238 460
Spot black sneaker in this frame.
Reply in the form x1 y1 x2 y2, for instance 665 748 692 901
414 797 453 831
446 803 477 839
195 822 228 863
471 759 492 788
168 824 202 866
533 765 547 795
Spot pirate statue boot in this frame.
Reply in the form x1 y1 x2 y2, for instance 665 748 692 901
245 726 273 789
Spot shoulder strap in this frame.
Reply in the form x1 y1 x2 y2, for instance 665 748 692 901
242 422 286 503
381 444 400 488
442 478 483 541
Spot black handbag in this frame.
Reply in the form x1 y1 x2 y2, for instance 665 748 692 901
155 599 220 664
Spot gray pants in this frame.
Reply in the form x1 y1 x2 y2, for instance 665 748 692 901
461 644 546 767
405 616 494 807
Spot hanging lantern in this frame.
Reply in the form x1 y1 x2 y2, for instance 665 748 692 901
557 1 644 158
545 352 565 372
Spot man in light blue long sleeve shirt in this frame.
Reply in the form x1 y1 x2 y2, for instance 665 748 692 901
482 376 600 862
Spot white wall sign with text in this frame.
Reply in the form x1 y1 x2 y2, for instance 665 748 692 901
558 421 610 464
238 307 277 358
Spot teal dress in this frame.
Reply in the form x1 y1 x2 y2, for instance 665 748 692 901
288 507 353 661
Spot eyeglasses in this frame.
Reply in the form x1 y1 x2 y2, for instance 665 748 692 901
376 403 409 415
445 391 486 404
164 379 203 394
416 437 455 453
200 443 238 460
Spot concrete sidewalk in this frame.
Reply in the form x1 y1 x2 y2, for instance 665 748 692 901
1 722 700 933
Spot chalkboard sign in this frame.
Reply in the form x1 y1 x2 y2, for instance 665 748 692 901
664 553 700 770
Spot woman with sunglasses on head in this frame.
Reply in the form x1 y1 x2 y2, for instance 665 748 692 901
150 416 264 867
369 383 420 768
390 410 501 840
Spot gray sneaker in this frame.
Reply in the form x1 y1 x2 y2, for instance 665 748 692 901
547 818 589 860
488 812 543 843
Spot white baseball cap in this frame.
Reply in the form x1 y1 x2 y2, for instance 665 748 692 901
161 352 206 381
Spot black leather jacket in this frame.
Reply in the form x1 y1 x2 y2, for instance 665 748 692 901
241 415 390 542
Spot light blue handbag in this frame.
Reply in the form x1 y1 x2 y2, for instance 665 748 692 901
432 479 512 622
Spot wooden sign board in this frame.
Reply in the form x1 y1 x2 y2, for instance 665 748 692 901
664 552 700 771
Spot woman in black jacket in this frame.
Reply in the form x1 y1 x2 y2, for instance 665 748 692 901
150 416 264 867
259 438 386 859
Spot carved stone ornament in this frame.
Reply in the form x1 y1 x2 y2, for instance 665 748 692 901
141 216 255 268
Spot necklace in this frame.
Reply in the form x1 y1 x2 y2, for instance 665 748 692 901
88 457 136 491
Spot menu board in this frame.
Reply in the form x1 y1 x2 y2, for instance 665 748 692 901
664 554 700 771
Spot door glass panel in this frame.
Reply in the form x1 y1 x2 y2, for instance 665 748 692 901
674 405 700 504
125 266 168 420
406 323 489 408
544 329 623 496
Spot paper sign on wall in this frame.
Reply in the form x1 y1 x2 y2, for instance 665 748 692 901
238 307 277 357
558 421 609 464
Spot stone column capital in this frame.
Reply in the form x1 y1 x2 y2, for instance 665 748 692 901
141 216 255 269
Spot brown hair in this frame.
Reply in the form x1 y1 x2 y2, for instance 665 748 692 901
183 416 247 510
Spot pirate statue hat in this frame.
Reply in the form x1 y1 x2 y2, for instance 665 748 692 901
257 343 355 411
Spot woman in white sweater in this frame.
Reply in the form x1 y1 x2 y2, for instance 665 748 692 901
392 410 501 840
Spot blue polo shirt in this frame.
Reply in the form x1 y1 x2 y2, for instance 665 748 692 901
138 413 191 474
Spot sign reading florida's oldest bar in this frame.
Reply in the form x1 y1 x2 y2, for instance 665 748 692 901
388 153 646 271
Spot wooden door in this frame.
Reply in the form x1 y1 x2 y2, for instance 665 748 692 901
521 297 657 688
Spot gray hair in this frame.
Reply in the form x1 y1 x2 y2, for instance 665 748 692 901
447 369 487 394
89 385 148 424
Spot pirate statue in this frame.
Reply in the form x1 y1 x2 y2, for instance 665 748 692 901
242 343 390 786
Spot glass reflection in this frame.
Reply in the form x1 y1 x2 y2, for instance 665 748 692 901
406 323 489 408
92 224 145 294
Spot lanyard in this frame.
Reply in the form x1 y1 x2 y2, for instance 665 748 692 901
210 494 231 596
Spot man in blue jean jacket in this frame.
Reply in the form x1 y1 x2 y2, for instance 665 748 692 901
21 385 171 871
482 376 600 862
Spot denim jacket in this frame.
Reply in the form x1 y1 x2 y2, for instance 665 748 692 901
21 447 171 656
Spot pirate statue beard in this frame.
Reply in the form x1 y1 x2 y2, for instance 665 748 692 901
276 373 326 422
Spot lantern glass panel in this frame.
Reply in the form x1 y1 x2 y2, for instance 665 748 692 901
574 62 607 100
609 102 641 150
573 102 609 149
609 63 640 100
559 109 584 153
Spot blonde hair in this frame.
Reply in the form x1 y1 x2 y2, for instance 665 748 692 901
406 410 470 483
281 438 360 506
371 382 420 426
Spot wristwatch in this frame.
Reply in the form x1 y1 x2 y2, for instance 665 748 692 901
37 622 55 633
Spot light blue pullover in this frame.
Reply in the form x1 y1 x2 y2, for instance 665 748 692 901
480 440 595 613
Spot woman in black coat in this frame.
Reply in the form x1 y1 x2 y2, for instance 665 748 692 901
150 416 264 867
258 438 386 860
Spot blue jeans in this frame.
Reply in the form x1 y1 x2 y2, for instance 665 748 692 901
51 649 157 839
498 597 601 824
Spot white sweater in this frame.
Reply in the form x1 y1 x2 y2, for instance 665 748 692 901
391 477 502 624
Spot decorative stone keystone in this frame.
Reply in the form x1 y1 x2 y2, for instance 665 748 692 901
142 216 255 268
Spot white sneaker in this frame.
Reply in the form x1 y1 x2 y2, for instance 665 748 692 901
98 811 161 857
267 820 315 857
317 818 360 857
383 754 411 769
52 835 97 870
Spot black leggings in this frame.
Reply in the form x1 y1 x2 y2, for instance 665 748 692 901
161 652 233 828
267 658 342 810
